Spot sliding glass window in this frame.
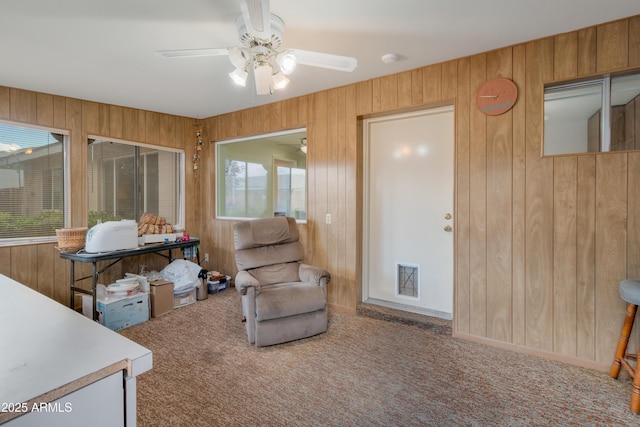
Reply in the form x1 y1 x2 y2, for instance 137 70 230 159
87 138 184 228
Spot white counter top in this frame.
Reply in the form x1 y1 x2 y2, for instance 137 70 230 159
0 274 152 423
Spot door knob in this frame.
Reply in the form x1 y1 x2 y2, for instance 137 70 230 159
444 225 452 232
444 213 452 220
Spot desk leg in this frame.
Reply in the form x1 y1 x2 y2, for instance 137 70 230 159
69 260 75 310
92 262 98 321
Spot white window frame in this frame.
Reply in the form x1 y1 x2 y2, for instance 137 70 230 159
215 128 307 222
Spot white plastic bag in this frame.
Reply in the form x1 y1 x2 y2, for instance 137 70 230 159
160 259 202 292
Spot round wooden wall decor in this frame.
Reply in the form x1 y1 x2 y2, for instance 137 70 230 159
475 78 518 116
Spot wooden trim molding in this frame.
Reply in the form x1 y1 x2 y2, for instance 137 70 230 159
453 331 610 372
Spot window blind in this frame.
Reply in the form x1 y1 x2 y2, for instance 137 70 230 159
0 123 66 241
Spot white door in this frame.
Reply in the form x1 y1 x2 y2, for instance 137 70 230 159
363 106 454 319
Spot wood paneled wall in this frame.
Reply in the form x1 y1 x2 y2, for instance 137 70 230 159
0 88 198 306
201 91 360 313
2 14 640 368
201 15 640 368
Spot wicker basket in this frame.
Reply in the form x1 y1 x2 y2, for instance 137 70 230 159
55 227 88 253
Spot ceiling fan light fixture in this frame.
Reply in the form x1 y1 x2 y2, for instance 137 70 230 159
228 46 247 69
272 71 289 90
254 63 273 95
229 67 248 86
156 1 358 98
278 52 297 75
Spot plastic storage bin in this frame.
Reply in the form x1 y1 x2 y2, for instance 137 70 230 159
173 287 196 308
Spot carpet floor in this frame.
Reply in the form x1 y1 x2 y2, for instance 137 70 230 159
120 289 640 426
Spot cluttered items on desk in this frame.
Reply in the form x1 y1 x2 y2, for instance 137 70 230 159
56 213 190 254
85 220 139 253
137 213 188 245
77 213 188 253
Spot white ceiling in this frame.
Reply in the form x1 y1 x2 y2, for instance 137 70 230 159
1 0 639 119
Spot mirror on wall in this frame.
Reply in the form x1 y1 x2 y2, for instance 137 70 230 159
543 71 640 156
216 128 307 221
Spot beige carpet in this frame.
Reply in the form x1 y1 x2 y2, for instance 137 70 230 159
120 289 639 426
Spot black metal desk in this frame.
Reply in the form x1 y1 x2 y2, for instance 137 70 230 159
60 238 200 320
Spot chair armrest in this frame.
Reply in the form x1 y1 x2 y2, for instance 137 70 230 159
235 270 260 295
299 263 331 286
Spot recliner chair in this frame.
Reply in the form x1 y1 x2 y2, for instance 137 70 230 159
233 216 331 347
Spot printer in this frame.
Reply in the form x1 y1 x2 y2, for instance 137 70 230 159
85 220 139 253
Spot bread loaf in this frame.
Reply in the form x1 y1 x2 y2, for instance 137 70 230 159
138 212 173 236
140 213 154 224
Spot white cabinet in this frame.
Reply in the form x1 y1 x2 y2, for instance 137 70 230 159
6 372 124 427
0 274 152 427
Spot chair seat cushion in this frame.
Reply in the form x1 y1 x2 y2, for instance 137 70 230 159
255 282 326 322
620 279 640 305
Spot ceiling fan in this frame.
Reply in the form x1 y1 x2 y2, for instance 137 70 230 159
155 0 358 96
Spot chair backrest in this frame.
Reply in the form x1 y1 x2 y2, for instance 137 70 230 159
233 217 304 272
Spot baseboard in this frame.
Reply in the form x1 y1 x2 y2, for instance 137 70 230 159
363 298 452 320
453 331 610 372
328 302 356 314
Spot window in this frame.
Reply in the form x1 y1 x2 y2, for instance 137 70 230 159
223 159 268 218
275 160 306 220
543 71 640 155
0 122 67 242
216 129 307 220
87 138 184 228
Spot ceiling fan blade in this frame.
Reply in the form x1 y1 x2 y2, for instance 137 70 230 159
239 0 271 40
290 49 358 72
154 48 229 58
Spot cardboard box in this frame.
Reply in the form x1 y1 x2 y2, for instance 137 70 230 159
82 293 149 331
82 294 95 319
173 286 196 308
149 279 174 318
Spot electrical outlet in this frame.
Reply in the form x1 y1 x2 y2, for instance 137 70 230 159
204 253 209 262
325 213 332 224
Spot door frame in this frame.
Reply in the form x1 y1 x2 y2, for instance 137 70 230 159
361 105 455 320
